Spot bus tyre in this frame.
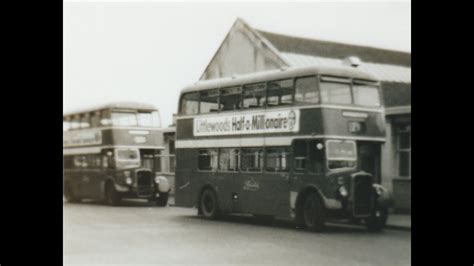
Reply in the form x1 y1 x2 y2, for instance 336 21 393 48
155 192 169 207
105 182 121 206
303 193 325 232
366 206 388 232
64 184 80 203
199 189 220 219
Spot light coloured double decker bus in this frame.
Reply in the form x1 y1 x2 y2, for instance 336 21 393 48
63 102 171 206
174 65 392 231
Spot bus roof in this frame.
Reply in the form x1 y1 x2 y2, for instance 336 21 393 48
63 102 158 117
180 65 378 94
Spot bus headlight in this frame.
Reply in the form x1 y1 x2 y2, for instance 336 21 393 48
125 177 133 185
155 175 170 193
339 186 348 197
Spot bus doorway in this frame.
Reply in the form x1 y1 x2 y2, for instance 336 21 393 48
357 142 381 183
140 149 162 174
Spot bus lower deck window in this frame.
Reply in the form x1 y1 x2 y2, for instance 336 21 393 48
265 148 289 172
240 148 263 172
198 149 218 171
219 149 239 171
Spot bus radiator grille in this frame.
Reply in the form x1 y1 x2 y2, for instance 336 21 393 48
136 170 153 197
353 174 373 216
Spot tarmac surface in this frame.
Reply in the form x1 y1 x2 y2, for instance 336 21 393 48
64 198 411 265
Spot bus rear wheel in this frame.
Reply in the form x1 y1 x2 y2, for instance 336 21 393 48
199 189 220 219
302 193 326 232
105 182 121 206
64 184 81 203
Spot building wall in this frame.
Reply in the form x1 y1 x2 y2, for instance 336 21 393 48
201 20 285 80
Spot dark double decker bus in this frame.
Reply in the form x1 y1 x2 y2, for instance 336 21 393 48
174 66 392 231
63 102 171 206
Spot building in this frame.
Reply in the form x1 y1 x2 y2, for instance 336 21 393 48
199 18 411 212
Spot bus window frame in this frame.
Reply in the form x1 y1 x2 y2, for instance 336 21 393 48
199 89 221 114
264 146 290 173
292 139 309 174
239 147 264 173
197 148 218 172
294 75 319 106
325 139 358 172
266 78 295 107
242 82 267 110
352 79 383 108
219 86 243 112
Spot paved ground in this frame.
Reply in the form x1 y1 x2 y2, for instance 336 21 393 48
64 199 411 265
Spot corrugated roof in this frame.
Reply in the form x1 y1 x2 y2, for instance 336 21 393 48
257 30 411 67
281 52 411 83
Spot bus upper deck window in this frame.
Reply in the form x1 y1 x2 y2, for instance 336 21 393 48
80 115 91 129
200 89 219 114
320 81 352 105
111 111 138 126
181 92 199 115
295 76 319 105
220 86 242 111
63 120 71 132
352 83 380 107
243 83 266 109
137 111 161 127
90 112 101 128
70 116 80 130
267 79 294 107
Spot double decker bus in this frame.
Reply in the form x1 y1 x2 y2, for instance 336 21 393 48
174 66 392 231
63 102 171 206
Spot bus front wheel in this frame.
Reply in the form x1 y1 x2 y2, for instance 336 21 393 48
365 206 388 232
199 189 220 219
302 193 326 232
154 192 169 207
105 182 121 206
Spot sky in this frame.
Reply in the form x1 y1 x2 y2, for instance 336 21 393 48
63 1 411 127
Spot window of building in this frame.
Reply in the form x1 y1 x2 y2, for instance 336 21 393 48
198 149 218 171
243 83 266 109
219 148 239 171
293 140 307 172
200 89 220 114
397 124 411 177
267 79 294 107
295 76 319 105
240 148 263 172
320 81 352 105
265 148 289 172
180 92 200 115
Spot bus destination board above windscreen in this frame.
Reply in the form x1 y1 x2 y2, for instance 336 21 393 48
194 110 299 136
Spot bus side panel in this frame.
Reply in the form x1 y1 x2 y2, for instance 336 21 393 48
174 149 195 207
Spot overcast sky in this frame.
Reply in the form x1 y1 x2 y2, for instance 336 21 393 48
63 1 411 127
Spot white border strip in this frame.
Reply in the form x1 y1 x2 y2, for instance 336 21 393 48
176 135 386 149
176 105 383 120
63 145 165 155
